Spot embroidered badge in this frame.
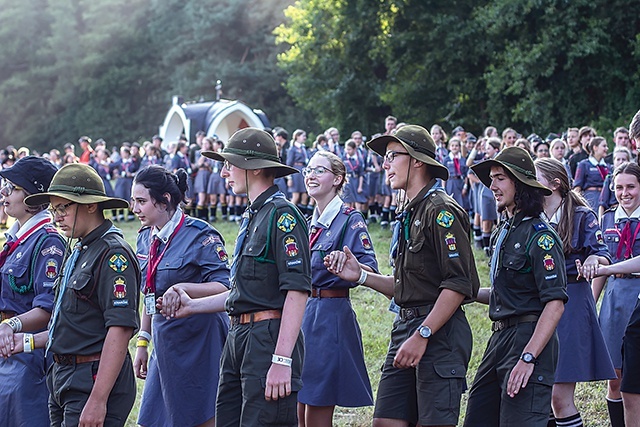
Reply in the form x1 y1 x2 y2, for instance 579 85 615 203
445 233 457 251
41 245 63 257
215 245 228 262
350 221 367 230
113 299 129 307
202 235 222 247
533 222 548 231
137 253 148 261
360 232 372 250
45 259 59 279
284 236 299 257
588 219 598 229
537 234 555 250
436 210 454 228
277 213 297 233
595 230 604 245
113 276 127 298
543 254 555 271
287 258 302 267
108 254 128 273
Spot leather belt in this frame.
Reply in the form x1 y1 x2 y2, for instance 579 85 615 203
311 287 349 299
399 305 432 322
230 309 282 326
0 311 16 321
491 314 539 332
53 353 101 366
584 186 602 191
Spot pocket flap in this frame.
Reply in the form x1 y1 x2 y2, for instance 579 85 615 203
1 259 29 277
501 251 527 270
67 273 92 291
433 363 466 379
156 256 185 271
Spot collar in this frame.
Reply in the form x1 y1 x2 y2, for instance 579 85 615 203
80 219 116 247
615 204 640 222
153 207 184 243
405 179 439 212
544 203 563 226
250 185 280 212
588 156 606 166
311 195 343 229
6 210 51 241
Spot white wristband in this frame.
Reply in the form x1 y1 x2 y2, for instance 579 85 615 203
2 317 23 333
138 331 152 342
272 354 293 367
356 269 368 286
23 333 34 353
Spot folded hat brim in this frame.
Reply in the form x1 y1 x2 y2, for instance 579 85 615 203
202 151 299 178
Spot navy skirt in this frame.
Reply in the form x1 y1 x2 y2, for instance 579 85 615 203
193 169 211 193
555 280 616 382
599 276 640 368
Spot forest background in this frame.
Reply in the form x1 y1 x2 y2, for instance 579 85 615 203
0 0 639 151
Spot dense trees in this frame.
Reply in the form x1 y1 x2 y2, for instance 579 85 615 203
0 0 638 152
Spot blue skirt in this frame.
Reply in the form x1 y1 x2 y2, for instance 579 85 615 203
343 175 367 204
289 165 306 193
193 169 211 193
298 296 373 407
207 172 226 195
599 276 640 368
138 312 229 427
445 177 465 208
555 280 616 382
367 172 380 198
0 349 51 426
582 190 600 213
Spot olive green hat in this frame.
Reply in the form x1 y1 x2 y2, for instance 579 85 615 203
471 146 552 195
366 124 449 181
202 127 298 178
24 163 130 209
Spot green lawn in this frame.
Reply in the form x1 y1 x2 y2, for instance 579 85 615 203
111 216 609 426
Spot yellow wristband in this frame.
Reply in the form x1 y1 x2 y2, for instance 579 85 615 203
136 340 149 348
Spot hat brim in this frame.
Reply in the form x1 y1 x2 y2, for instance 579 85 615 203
471 159 552 196
24 192 130 210
202 151 299 178
367 135 449 181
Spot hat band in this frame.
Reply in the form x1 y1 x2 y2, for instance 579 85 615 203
501 161 536 179
48 184 107 197
223 147 280 163
396 135 436 159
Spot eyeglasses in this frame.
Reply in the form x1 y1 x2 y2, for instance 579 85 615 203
384 151 410 163
48 201 77 218
223 160 234 171
302 166 336 177
0 181 23 197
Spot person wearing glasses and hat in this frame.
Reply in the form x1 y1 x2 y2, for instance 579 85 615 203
199 127 311 426
0 156 65 426
20 163 140 427
327 124 480 427
464 147 568 427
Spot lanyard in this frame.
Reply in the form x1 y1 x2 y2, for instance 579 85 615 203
144 214 185 294
0 218 50 267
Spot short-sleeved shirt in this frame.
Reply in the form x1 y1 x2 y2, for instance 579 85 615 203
573 157 609 189
489 213 568 320
1 213 65 315
225 185 312 315
49 220 140 355
393 180 479 306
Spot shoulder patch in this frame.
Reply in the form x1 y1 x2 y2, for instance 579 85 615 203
113 276 127 298
45 259 59 279
436 210 454 228
108 253 129 273
283 235 300 257
543 254 556 271
359 232 372 250
215 244 228 262
351 220 367 230
533 222 548 231
445 233 457 251
202 234 222 247
41 245 63 257
595 229 604 245
277 212 297 233
537 234 555 251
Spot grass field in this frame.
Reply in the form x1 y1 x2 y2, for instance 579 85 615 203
98 215 608 426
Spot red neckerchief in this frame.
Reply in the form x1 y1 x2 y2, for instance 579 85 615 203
309 225 323 248
616 219 640 259
144 214 185 294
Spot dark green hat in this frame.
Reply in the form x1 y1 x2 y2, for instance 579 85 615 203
471 146 551 195
202 127 298 178
24 163 130 209
366 124 449 181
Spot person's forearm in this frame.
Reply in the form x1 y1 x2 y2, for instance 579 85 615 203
12 307 51 332
604 256 640 276
139 311 152 335
171 281 229 298
188 291 230 315
360 268 395 298
476 287 490 304
273 290 307 358
522 300 564 357
420 289 465 334
89 326 133 403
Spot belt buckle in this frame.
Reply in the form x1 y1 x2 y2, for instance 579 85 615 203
493 320 505 332
402 308 416 321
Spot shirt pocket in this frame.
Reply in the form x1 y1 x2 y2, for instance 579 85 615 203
240 235 268 279
63 273 93 314
1 259 29 298
403 236 425 274
501 250 528 284
155 256 185 293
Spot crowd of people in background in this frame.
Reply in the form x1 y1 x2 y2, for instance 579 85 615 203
1 109 640 427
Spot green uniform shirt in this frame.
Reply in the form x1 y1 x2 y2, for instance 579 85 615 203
50 220 140 355
489 212 568 321
394 181 480 307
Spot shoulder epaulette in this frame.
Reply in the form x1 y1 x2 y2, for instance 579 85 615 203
533 222 548 231
342 206 355 215
185 217 208 230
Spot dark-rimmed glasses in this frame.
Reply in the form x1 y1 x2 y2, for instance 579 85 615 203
384 151 410 163
48 201 77 218
302 166 336 177
0 181 24 197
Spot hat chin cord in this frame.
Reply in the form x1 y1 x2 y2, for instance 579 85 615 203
60 204 80 273
397 163 413 213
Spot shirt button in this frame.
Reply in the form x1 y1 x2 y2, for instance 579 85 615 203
409 246 413 250
537 375 544 381
248 248 252 252
451 369 456 375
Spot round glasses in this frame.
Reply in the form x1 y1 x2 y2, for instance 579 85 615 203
384 151 410 163
48 201 77 218
302 166 336 177
0 181 24 197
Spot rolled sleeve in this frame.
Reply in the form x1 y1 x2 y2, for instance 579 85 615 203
98 249 140 330
528 231 568 304
272 206 311 295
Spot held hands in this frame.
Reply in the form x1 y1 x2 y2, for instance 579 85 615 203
575 258 608 281
264 363 292 401
156 288 195 320
324 246 361 283
393 333 427 369
0 323 15 358
157 286 181 320
506 359 535 398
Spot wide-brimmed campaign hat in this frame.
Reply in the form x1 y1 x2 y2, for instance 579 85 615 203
24 163 130 209
202 127 298 178
367 124 449 181
0 155 58 195
471 146 551 195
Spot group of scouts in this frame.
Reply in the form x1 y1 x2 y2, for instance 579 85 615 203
0 109 639 427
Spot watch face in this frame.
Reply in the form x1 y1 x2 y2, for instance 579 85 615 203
522 353 534 363
419 326 431 338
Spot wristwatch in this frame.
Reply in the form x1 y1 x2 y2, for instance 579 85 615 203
417 325 432 339
520 352 537 364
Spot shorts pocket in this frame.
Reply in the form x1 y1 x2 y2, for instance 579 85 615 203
419 363 466 412
529 382 552 415
258 377 301 425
